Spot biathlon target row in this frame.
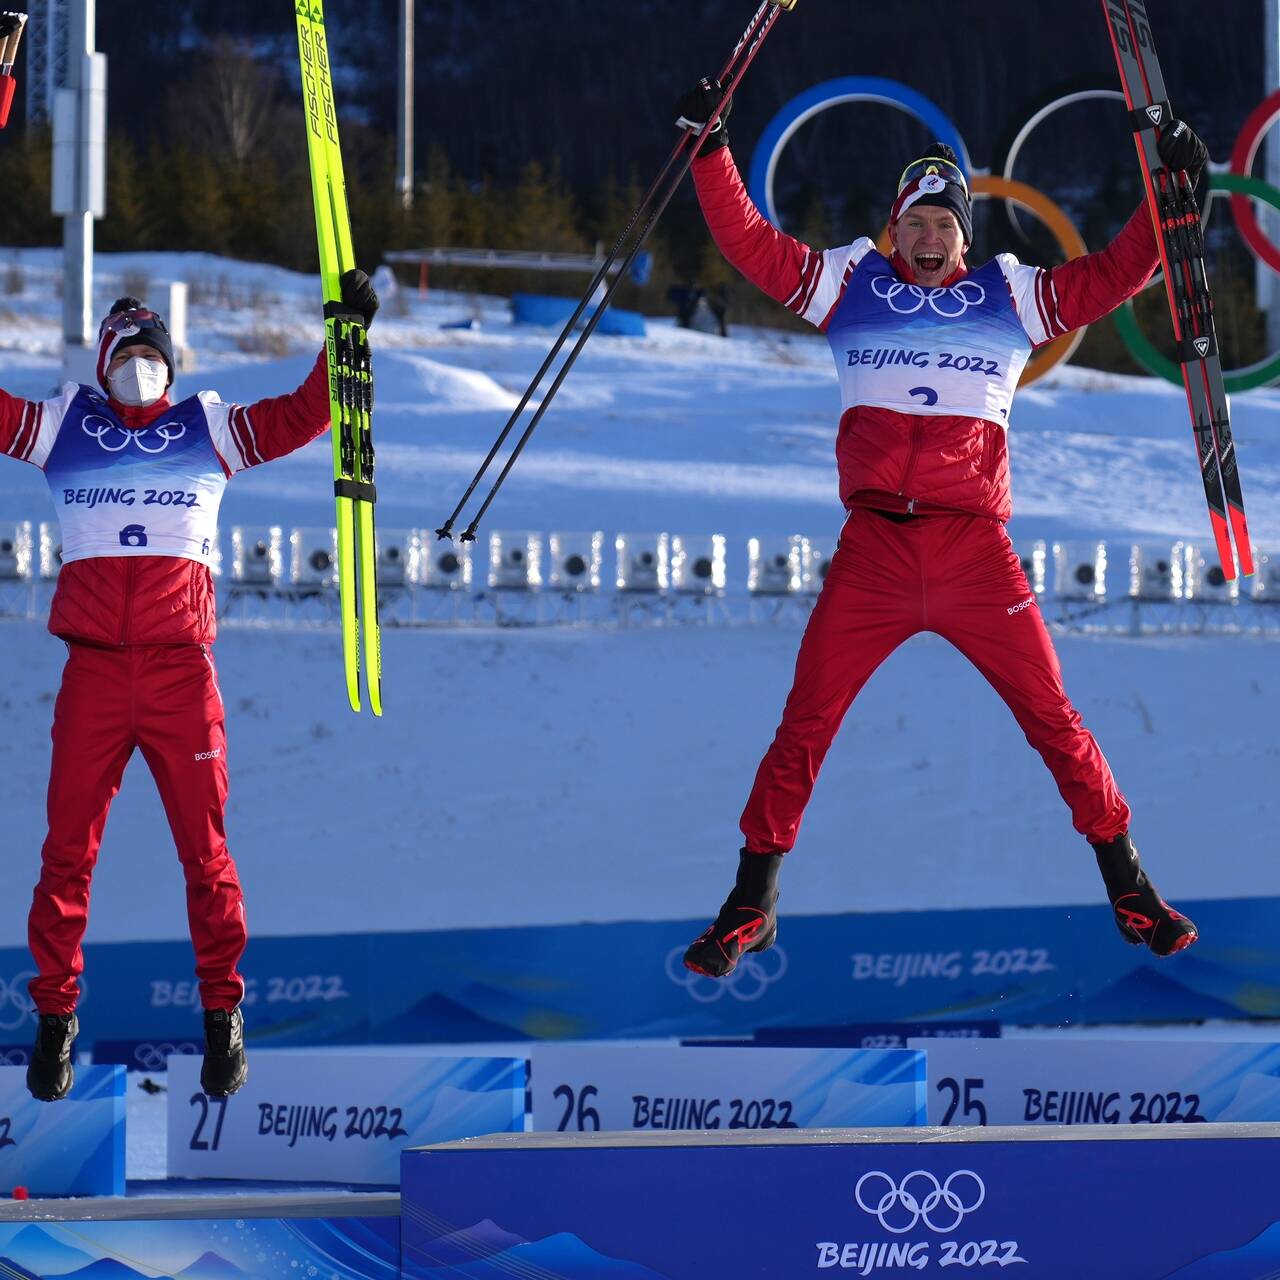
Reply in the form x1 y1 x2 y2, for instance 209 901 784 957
747 77 1280 390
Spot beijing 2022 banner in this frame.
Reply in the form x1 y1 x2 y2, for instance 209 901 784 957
401 1128 1280 1278
0 895 1276 1048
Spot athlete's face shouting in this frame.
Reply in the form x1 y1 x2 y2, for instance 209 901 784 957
891 206 966 287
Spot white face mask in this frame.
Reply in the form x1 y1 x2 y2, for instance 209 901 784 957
108 356 169 407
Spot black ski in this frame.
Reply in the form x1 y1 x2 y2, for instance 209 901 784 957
1100 0 1253 579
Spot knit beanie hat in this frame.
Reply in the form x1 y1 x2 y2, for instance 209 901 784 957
96 296 176 393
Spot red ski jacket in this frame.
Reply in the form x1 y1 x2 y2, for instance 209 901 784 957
692 148 1160 522
0 351 331 646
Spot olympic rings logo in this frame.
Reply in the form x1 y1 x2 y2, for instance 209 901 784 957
0 1048 30 1065
0 973 37 1031
130 1041 202 1071
855 1169 986 1235
82 415 187 454
664 943 787 1003
872 276 987 318
747 77 1280 391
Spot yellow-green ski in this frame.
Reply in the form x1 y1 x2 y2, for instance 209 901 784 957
295 0 382 715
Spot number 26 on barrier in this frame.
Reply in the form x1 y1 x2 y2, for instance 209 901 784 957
190 1092 229 1151
554 1083 601 1131
938 1077 988 1126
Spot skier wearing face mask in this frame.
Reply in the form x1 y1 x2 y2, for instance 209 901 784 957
0 275 378 1102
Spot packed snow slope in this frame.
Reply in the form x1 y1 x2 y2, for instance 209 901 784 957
0 249 1276 946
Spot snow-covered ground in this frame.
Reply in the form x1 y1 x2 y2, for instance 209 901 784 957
0 247 1276 953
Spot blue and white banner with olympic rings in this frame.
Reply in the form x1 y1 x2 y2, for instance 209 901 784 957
93 1037 202 1071
0 1063 124 1196
3 894 1280 1048
528 1044 924 1133
400 1124 1280 1279
911 1038 1280 1128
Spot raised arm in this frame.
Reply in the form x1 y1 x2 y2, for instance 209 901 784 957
206 349 331 473
207 269 380 474
1048 201 1160 336
0 387 42 465
1002 119 1208 346
692 147 816 309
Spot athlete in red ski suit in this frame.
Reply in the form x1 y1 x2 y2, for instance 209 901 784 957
677 81 1205 978
2 273 377 1100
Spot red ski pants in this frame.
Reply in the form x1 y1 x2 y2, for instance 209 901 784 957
28 643 247 1015
740 510 1130 853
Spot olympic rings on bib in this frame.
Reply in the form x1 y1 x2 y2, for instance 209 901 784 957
748 78 1280 392
871 276 987 318
82 416 187 454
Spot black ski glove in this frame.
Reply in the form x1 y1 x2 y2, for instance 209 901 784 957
340 268 379 328
674 77 733 154
1157 119 1208 189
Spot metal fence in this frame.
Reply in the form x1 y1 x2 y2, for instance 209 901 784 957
1 521 1276 635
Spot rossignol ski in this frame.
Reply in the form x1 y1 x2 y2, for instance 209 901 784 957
436 0 799 543
1101 0 1253 580
296 0 382 714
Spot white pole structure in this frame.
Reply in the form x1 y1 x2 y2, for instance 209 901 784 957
396 0 413 209
50 0 104 383
1263 0 1280 350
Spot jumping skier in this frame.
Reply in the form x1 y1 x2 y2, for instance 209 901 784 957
1 273 378 1100
675 78 1208 978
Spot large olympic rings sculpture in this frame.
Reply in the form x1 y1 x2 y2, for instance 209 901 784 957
746 77 1280 391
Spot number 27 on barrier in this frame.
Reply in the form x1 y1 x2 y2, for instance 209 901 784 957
190 1092 228 1151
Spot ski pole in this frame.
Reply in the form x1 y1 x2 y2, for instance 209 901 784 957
457 5 791 542
436 0 797 541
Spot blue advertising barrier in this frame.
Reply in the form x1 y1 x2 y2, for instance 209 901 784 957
401 1124 1280 1278
0 1065 124 1197
510 291 647 336
0 895 1275 1048
0 1197 400 1279
167 1052 526 1185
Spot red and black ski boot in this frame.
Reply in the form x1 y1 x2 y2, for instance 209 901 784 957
1092 833 1198 957
683 849 781 978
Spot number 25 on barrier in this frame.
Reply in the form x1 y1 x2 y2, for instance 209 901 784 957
938 1077 988 1126
190 1092 229 1151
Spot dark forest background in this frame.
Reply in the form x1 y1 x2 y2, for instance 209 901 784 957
0 0 1271 370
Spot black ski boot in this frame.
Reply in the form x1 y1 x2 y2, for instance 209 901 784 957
683 849 782 978
27 1012 78 1102
1092 833 1198 957
201 1007 247 1098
